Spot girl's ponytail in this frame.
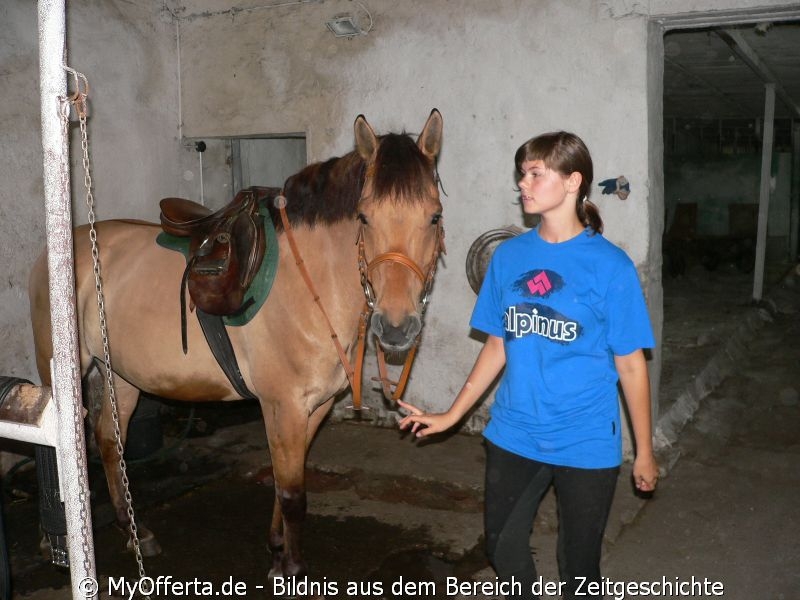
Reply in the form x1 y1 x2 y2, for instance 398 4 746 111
578 196 603 234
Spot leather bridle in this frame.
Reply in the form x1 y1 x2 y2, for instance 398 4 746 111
356 222 443 314
277 195 444 409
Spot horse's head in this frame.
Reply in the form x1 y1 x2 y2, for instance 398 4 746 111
354 109 444 353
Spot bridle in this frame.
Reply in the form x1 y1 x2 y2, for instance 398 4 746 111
277 194 445 410
356 221 443 314
357 219 444 404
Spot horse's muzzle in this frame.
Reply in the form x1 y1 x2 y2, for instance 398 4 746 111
370 312 422 353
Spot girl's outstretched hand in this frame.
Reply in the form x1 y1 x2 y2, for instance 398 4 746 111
633 452 660 493
396 399 458 438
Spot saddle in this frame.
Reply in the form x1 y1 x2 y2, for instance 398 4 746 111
160 186 275 319
159 187 279 399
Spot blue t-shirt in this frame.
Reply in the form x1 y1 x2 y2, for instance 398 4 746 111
470 227 655 468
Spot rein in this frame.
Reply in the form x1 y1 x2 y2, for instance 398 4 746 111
276 195 444 410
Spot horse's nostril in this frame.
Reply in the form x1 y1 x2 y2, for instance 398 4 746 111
370 313 421 351
370 313 384 336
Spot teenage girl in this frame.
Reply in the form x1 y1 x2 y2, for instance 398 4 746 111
398 131 658 599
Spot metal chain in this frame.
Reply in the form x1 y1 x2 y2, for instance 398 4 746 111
57 93 94 597
64 72 151 599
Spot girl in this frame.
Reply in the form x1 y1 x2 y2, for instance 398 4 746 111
398 131 658 599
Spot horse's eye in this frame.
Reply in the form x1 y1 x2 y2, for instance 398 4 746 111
357 213 369 225
431 213 442 225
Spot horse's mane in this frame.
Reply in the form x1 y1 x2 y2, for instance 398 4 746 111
268 133 434 231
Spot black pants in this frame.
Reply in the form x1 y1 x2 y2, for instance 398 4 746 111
484 440 619 600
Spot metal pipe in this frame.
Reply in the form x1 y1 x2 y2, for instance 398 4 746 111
38 0 97 595
0 386 58 448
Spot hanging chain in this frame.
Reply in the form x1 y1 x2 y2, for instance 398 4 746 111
56 90 94 596
62 68 150 599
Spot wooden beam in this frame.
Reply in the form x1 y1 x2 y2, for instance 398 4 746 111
664 57 751 117
717 29 800 119
752 83 776 302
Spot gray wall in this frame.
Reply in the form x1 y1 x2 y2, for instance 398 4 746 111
0 1 181 381
666 153 793 243
176 0 668 430
1 0 797 444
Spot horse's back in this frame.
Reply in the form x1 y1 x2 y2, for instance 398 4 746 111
29 219 193 385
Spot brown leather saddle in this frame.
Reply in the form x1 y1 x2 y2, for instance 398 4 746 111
160 186 277 350
158 186 279 399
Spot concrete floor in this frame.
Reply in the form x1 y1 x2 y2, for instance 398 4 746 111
4 262 799 599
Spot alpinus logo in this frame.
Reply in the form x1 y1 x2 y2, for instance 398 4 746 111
513 269 563 299
504 303 582 344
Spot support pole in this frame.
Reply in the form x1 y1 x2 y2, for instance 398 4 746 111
791 122 800 262
38 0 97 595
752 83 776 302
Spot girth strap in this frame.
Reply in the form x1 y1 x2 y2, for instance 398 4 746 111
196 309 257 400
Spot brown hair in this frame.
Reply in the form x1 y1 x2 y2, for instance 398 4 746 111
514 131 602 234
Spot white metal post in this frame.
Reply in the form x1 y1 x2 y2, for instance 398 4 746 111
791 122 800 262
752 83 776 302
38 0 97 597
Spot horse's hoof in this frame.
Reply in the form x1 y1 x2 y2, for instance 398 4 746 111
138 529 162 557
125 529 162 557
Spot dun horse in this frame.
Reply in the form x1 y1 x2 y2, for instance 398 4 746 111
28 110 444 577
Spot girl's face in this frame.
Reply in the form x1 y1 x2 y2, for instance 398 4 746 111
517 159 575 216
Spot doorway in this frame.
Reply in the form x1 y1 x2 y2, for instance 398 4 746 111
183 135 307 210
656 13 800 447
232 136 307 191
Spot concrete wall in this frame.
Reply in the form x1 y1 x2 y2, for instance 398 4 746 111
666 153 793 240
2 0 797 440
175 0 663 427
665 152 795 265
0 0 181 382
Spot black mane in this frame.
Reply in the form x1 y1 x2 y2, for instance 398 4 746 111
267 133 434 231
371 133 435 203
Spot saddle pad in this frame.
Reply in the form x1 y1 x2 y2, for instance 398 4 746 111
156 201 279 327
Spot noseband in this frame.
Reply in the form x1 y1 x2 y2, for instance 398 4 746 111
356 222 444 314
277 195 444 410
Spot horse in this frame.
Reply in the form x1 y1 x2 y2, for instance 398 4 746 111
28 109 444 578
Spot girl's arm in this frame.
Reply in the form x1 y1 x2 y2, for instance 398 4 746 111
615 349 659 492
398 334 506 437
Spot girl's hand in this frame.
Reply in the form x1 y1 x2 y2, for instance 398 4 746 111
633 452 660 493
396 399 457 438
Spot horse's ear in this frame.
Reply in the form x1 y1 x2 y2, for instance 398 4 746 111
354 114 378 160
417 108 443 160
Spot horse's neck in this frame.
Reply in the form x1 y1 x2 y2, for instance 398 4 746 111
288 219 364 327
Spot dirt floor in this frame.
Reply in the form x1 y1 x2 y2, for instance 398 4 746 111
2 260 799 600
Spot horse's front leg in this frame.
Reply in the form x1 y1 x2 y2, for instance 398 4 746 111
265 396 335 579
94 371 161 556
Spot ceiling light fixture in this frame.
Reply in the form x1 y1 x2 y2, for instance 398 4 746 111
326 14 363 37
753 21 773 36
325 3 373 38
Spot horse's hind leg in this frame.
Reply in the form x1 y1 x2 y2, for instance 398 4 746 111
268 496 285 578
94 371 161 556
265 396 334 579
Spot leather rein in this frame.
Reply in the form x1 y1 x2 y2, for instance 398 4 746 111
275 195 444 410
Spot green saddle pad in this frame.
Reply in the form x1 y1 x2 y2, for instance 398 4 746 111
156 202 279 326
